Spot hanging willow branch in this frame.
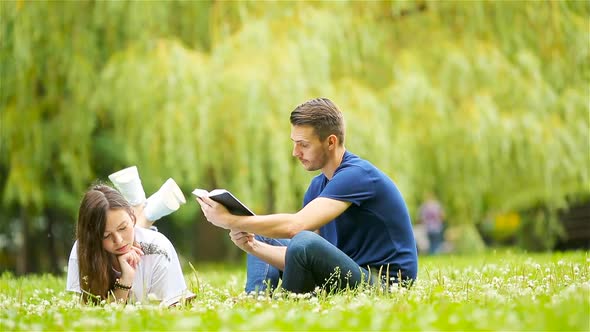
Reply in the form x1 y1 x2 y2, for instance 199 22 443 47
0 1 587 230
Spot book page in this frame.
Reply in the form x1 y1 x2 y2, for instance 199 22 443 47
191 189 210 198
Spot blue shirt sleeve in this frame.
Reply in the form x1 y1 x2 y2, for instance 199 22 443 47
318 165 375 206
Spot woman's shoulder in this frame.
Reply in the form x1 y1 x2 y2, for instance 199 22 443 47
133 225 161 237
135 226 174 244
134 227 176 261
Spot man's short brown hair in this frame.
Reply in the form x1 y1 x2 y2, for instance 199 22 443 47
290 97 345 145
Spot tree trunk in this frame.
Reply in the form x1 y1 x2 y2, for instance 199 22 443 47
46 212 59 274
16 207 29 275
194 216 228 261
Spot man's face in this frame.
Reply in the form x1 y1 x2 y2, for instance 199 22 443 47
102 208 135 256
290 125 329 172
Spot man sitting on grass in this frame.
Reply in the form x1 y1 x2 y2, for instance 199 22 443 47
196 97 418 294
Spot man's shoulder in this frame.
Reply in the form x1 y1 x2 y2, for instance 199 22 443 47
310 172 326 183
337 152 378 176
341 151 374 167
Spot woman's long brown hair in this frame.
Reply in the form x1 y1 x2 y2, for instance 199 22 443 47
76 184 136 303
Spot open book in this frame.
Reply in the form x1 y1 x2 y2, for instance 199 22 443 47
192 189 255 216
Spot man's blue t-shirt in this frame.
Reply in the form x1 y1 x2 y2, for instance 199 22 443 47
303 151 418 280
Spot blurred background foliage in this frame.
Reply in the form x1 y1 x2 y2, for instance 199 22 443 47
0 0 588 274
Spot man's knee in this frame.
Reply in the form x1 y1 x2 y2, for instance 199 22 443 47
286 230 323 260
291 230 322 247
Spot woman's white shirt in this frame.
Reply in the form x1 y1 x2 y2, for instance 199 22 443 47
66 227 194 306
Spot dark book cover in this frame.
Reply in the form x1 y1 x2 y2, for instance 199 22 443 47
209 191 255 216
192 189 255 216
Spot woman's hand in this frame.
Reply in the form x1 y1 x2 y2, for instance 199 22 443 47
229 230 256 253
117 243 144 284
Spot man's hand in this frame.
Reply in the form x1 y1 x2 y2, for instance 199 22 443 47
229 230 286 270
196 196 233 229
229 230 256 253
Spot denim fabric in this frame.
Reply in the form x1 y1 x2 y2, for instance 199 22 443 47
282 231 372 293
245 235 290 293
245 231 375 294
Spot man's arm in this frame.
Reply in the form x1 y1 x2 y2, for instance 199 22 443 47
198 196 352 238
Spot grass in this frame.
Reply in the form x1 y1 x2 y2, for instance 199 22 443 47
1 250 588 331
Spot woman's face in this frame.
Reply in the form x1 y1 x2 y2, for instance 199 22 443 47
102 208 135 255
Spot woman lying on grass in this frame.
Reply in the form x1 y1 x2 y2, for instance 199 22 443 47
66 184 194 306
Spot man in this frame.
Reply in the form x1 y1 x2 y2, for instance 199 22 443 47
197 97 417 294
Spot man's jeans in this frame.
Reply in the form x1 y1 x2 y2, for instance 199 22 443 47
245 236 290 293
246 231 373 293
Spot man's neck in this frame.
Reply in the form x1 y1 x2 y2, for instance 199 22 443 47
322 146 346 180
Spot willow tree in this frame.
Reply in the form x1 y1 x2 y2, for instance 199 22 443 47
91 1 589 252
377 1 590 249
0 0 214 272
1 1 588 273
1 1 98 272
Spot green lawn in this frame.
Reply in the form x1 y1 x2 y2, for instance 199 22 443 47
1 251 588 331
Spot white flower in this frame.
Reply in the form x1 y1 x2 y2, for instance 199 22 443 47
147 293 159 302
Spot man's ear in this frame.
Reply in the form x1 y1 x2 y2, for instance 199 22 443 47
327 134 338 150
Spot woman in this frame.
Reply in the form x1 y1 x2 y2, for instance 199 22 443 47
66 184 194 306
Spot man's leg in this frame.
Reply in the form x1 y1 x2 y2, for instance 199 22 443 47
245 235 290 293
281 231 371 294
